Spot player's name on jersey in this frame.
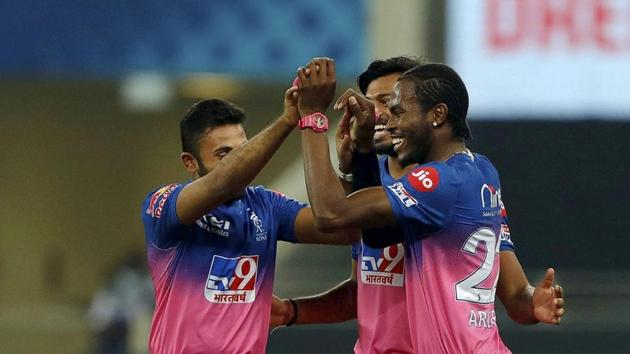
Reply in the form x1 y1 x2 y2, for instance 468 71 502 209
468 309 497 329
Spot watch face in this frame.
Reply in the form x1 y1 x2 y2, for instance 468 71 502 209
315 115 326 128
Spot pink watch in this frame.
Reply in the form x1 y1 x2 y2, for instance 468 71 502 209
299 112 329 132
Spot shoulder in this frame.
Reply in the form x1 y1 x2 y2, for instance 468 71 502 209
404 161 462 193
143 183 184 214
472 152 498 170
246 185 283 200
245 185 305 205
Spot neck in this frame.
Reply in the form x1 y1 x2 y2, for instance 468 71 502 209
387 155 416 179
428 138 467 162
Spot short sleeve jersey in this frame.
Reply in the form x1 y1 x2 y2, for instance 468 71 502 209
141 184 305 354
351 156 413 354
382 152 512 353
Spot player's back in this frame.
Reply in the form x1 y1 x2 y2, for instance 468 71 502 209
383 151 511 353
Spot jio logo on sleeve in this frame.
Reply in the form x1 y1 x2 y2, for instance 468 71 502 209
408 167 440 192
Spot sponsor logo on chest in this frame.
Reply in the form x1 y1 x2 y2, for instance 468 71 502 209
360 243 405 287
196 214 231 238
205 255 258 303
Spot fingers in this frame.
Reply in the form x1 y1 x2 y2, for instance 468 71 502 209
554 284 564 299
297 67 308 83
305 57 334 81
348 96 373 124
327 58 336 79
540 268 555 289
292 77 301 89
306 58 324 81
286 85 298 98
334 89 361 110
555 297 565 308
336 109 351 138
553 285 565 325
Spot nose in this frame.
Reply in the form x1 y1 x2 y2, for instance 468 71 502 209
374 103 388 120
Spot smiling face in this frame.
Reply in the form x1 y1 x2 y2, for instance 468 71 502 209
365 73 402 155
388 79 434 167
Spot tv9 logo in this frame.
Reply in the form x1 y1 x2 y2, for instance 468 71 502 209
205 255 258 303
360 244 404 287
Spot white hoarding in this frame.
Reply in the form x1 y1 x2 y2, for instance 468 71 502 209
447 0 630 119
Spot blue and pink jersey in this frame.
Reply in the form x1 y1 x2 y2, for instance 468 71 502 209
383 151 512 353
352 156 413 354
141 184 305 354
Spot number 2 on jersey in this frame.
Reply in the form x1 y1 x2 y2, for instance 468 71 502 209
455 228 500 304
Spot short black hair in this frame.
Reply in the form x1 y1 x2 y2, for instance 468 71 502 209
357 56 424 95
399 63 472 140
180 99 246 158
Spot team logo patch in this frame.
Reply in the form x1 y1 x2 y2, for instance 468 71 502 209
387 182 418 207
408 167 439 192
146 184 177 218
248 208 268 241
205 255 258 303
360 244 404 287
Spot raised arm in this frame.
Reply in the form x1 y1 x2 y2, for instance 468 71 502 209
296 58 397 232
176 87 300 225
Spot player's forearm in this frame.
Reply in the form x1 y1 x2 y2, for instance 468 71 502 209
206 116 294 196
301 130 352 231
180 117 294 223
293 279 357 324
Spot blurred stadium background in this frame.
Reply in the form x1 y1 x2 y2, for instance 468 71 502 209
1 0 629 353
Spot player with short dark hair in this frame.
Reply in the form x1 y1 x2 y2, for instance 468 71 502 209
273 57 563 353
293 58 564 353
272 56 422 353
142 90 358 354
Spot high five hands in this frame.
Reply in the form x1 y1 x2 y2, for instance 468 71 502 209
296 57 337 116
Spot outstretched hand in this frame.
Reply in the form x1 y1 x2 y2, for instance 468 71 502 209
533 268 565 324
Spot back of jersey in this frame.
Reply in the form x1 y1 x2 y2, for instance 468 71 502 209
383 151 511 353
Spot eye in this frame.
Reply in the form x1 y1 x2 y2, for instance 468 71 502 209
390 107 404 117
215 148 232 159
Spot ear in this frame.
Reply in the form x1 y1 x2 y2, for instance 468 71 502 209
431 103 449 127
181 152 198 174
